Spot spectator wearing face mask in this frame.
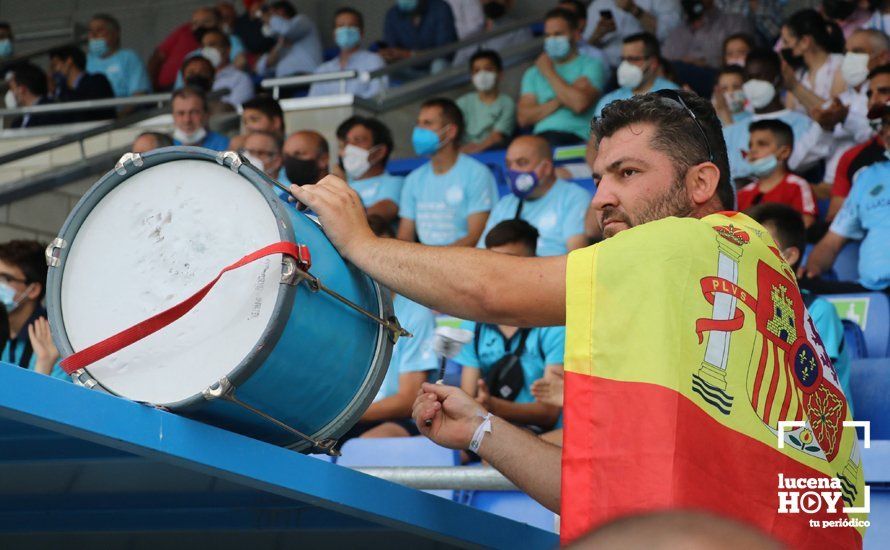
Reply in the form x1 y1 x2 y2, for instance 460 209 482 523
179 55 217 96
214 1 249 70
335 116 403 225
457 50 515 154
48 46 116 122
736 119 817 227
478 135 590 256
86 14 151 97
308 8 386 99
557 0 609 68
723 32 754 68
170 86 229 150
712 65 749 125
399 97 498 246
198 28 254 107
256 1 323 79
518 8 605 147
722 49 814 181
242 130 284 180
280 130 330 188
789 29 890 189
149 7 221 90
0 240 67 380
780 9 847 115
229 94 285 152
662 0 754 69
583 0 682 68
593 32 677 117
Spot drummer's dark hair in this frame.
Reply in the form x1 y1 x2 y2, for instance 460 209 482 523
171 86 208 112
484 219 539 256
336 115 395 164
0 240 48 300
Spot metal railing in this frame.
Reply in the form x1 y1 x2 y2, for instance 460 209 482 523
261 70 358 99
1 24 87 67
0 92 174 118
353 466 518 491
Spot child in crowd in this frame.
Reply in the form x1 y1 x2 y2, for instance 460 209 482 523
456 49 515 154
713 65 749 125
737 119 817 227
746 203 854 414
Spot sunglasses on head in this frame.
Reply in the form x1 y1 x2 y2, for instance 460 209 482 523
652 89 716 164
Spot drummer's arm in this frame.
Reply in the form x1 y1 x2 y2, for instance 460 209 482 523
361 371 429 422
292 176 566 327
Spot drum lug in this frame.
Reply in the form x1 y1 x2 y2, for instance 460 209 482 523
45 237 67 268
202 377 234 401
70 368 98 390
114 152 143 175
216 151 242 173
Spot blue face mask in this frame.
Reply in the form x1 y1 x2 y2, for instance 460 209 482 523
0 282 22 312
507 168 540 199
544 36 571 60
747 154 778 178
0 39 12 58
412 126 447 156
397 0 418 12
88 38 108 57
335 26 361 50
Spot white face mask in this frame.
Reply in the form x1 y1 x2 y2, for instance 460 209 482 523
742 79 776 110
173 126 207 145
200 47 223 68
342 143 376 180
4 88 16 108
472 70 497 92
242 152 265 173
617 61 644 90
841 52 870 88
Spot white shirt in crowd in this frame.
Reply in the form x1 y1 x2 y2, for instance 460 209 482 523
444 0 485 40
583 0 682 67
308 50 387 99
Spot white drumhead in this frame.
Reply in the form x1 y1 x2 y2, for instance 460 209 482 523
61 159 284 404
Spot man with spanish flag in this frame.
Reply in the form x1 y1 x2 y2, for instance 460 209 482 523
290 90 866 548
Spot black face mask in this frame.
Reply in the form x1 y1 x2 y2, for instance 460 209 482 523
823 0 857 20
780 47 805 69
184 75 213 93
483 2 506 20
284 156 321 186
681 0 705 21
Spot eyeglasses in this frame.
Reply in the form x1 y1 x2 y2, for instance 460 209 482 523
652 89 715 164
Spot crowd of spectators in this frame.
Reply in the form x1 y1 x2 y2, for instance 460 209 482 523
1 1 889 449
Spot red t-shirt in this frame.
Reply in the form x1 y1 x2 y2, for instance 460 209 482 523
831 135 884 198
737 172 817 216
157 23 199 90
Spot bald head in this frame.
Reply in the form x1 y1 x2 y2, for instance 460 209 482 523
505 135 555 196
851 28 890 55
569 510 783 550
283 130 330 182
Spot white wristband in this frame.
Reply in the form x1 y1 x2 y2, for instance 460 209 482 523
469 413 493 453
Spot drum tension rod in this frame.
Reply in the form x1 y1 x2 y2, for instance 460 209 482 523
290 269 412 345
204 378 341 456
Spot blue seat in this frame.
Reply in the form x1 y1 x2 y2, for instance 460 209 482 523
337 437 459 500
826 293 890 358
849 358 890 438
842 319 868 360
467 491 555 532
863 440 890 549
833 241 861 283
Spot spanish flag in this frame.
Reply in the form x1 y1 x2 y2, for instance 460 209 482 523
562 212 865 548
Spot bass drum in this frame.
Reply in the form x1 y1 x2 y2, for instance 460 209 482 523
45 147 394 453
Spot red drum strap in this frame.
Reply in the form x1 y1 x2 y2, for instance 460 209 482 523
60 242 310 375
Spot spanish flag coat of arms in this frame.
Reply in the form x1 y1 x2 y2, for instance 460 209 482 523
562 212 865 548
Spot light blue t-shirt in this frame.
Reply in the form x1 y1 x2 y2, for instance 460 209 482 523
173 131 229 152
350 172 404 208
86 49 151 97
520 53 606 140
829 160 890 290
805 292 853 415
454 322 565 404
593 76 679 116
723 110 814 180
2 338 69 381
308 50 387 99
375 295 438 402
477 179 590 257
400 154 499 245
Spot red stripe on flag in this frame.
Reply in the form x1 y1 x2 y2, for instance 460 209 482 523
561 372 862 549
751 338 768 411
779 358 794 423
763 347 782 426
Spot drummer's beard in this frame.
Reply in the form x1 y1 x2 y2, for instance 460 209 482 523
599 177 694 239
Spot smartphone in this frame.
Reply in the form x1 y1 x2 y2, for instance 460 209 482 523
600 10 613 20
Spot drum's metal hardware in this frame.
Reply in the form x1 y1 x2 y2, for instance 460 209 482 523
290 269 410 344
216 151 242 173
114 152 143 175
45 237 67 268
70 368 97 389
203 377 341 456
280 257 298 285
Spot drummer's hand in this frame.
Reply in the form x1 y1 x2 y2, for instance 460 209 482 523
289 175 374 258
413 382 486 450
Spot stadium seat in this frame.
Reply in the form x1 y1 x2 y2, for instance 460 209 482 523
826 293 890 358
842 319 868 361
849 358 890 439
337 437 460 500
833 241 860 283
863 441 890 549
467 490 556 532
